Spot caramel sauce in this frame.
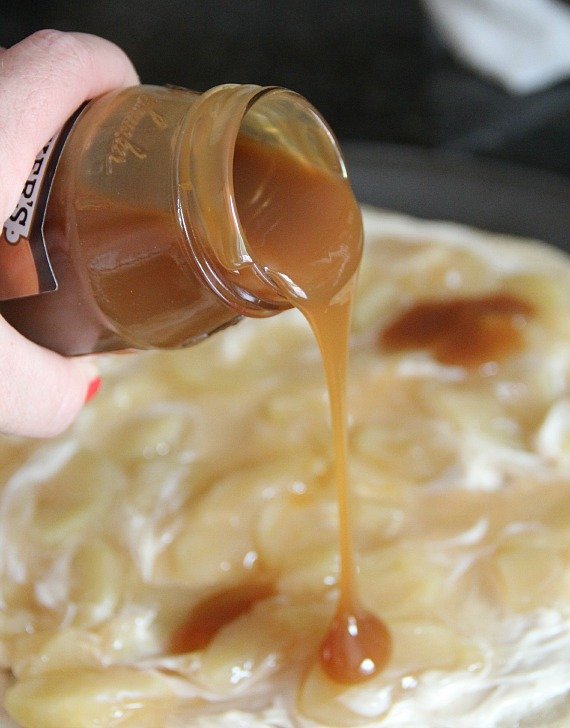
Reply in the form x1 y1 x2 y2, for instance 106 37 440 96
0 201 239 354
0 89 240 355
234 136 392 684
170 583 275 654
169 137 391 682
380 292 534 367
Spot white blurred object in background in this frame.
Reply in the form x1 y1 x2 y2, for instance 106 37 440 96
423 0 570 93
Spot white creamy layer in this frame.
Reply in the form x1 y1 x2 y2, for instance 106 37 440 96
0 208 568 728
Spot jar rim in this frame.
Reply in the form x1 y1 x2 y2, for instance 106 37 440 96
176 83 349 316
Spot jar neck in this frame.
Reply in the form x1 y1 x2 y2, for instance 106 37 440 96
176 83 353 316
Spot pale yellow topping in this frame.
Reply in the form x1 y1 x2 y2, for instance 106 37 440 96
0 208 569 727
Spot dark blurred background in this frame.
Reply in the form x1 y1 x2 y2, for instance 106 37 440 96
3 0 570 179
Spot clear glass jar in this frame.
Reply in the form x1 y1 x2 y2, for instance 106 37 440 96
0 84 359 355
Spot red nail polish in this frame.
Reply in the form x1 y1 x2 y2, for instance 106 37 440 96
85 377 102 403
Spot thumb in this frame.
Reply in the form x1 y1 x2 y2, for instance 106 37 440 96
0 318 100 438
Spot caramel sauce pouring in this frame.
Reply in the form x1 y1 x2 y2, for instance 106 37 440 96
233 135 392 684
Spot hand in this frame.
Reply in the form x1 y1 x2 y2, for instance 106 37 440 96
0 30 139 438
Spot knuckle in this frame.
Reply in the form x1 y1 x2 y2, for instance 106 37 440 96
26 29 88 72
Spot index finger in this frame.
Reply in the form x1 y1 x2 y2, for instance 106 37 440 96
0 30 139 219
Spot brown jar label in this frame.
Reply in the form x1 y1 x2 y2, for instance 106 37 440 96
0 109 82 301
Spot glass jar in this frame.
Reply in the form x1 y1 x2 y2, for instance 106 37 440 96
0 84 359 355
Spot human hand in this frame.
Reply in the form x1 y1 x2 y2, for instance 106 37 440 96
0 30 139 438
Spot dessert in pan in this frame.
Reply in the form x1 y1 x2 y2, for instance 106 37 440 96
0 206 569 727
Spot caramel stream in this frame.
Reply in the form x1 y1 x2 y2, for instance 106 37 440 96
233 135 392 683
300 291 392 683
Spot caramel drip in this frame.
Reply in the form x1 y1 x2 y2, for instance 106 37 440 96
319 607 392 684
381 292 534 367
299 292 392 683
169 583 274 654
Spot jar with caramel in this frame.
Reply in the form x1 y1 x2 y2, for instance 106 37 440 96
0 84 360 355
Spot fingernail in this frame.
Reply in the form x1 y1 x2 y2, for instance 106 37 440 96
85 377 102 403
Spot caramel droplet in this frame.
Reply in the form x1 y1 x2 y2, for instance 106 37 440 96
319 607 392 684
